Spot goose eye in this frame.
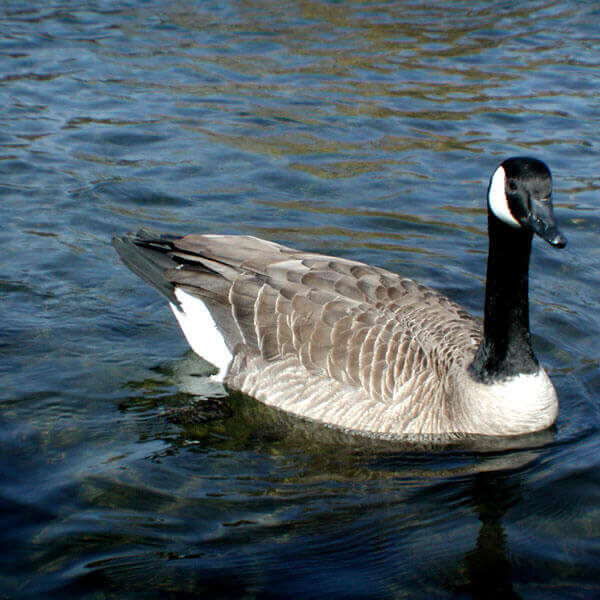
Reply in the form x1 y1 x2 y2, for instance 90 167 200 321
508 180 518 192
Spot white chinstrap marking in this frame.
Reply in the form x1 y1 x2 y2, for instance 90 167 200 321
488 166 521 228
169 287 233 382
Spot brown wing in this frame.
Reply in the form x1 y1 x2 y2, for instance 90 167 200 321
164 235 481 409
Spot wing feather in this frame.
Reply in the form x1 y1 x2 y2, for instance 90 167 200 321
116 232 482 421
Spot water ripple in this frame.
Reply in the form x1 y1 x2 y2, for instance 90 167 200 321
1 1 599 598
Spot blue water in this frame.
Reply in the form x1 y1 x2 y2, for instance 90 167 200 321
1 1 599 598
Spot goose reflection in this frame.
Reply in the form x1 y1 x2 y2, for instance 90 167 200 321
114 353 552 598
449 471 523 599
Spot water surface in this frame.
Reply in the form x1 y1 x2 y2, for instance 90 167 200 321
1 1 599 598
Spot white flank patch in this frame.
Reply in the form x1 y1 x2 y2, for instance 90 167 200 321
488 165 520 228
169 287 233 383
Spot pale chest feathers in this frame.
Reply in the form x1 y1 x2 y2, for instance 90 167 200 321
454 369 559 436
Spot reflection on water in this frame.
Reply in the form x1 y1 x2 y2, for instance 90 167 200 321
449 473 522 600
1 0 599 598
23 360 539 598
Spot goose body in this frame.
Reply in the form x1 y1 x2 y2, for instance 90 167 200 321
113 157 566 438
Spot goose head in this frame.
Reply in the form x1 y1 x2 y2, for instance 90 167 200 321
488 156 567 248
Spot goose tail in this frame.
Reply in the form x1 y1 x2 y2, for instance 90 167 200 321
112 229 180 304
112 230 235 380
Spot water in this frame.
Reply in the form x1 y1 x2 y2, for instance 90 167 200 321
1 1 599 597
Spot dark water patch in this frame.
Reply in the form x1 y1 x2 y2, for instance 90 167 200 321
1 0 599 598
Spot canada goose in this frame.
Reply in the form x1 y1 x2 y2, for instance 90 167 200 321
113 157 566 438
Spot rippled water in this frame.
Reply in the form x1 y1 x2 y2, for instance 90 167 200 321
2 1 599 598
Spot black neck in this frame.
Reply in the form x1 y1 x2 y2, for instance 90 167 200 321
469 212 539 383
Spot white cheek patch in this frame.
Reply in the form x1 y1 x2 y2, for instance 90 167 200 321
169 287 233 382
488 166 521 228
